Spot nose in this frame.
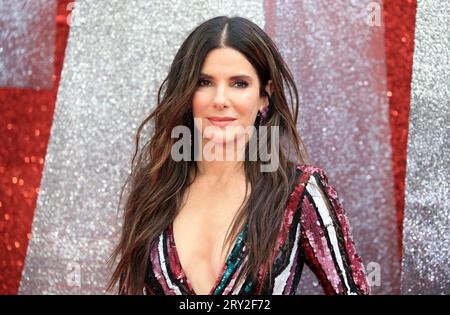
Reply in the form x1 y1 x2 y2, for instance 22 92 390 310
213 83 230 109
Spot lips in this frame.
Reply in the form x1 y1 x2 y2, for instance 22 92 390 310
207 116 236 127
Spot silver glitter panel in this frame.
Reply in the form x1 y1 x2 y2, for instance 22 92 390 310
267 0 399 294
0 0 55 89
19 0 264 294
400 0 450 295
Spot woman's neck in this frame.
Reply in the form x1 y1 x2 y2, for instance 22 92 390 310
194 160 245 187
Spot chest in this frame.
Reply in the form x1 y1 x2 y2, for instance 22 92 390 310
171 180 250 294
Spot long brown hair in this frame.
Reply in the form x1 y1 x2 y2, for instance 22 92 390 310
106 16 310 294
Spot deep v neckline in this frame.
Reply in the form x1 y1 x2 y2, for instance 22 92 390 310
167 221 247 295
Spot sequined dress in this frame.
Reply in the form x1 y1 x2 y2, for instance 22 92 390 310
144 164 371 295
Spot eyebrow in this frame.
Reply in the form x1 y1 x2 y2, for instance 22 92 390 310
199 73 253 82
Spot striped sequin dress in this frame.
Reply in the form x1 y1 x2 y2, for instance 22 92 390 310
144 164 371 295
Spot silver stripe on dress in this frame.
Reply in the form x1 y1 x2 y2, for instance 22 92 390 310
232 255 249 295
158 233 182 295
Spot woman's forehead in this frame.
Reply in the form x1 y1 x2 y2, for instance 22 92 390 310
201 48 258 78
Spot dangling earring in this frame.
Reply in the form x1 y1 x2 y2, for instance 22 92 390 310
256 104 269 127
260 105 269 125
255 110 262 127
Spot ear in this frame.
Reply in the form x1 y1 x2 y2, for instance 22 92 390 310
265 80 273 98
259 80 273 111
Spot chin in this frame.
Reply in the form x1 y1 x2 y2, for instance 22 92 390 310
203 135 235 145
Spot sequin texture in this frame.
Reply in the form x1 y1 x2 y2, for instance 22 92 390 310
144 164 371 295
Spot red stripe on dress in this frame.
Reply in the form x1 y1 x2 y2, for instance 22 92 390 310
272 165 310 260
300 194 344 293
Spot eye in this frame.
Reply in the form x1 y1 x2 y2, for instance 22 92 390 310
234 80 248 88
198 79 211 87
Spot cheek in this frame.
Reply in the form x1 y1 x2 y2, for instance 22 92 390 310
192 91 210 113
234 94 260 121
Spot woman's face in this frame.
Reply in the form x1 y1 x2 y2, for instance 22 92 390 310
192 47 272 148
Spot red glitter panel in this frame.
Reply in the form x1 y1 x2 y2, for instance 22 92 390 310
383 0 417 262
0 0 72 294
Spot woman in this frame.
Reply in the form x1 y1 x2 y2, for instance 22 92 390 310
106 16 371 295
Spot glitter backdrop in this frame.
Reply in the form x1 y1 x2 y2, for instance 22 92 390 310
265 0 400 294
400 0 450 295
19 0 265 295
0 0 71 295
383 0 417 262
0 0 55 89
0 0 445 295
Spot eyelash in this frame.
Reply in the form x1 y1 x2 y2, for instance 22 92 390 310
198 79 248 88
